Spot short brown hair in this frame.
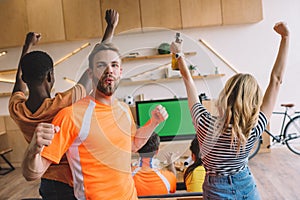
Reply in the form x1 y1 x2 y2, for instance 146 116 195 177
88 42 121 69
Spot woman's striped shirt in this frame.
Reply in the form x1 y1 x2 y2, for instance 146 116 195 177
191 103 268 176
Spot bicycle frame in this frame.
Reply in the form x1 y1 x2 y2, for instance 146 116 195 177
249 106 300 159
264 110 300 144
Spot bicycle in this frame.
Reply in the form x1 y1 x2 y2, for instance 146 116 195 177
249 103 300 159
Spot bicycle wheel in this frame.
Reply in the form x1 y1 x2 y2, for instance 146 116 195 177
284 115 300 155
249 137 261 160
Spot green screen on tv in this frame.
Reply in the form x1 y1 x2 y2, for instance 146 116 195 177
135 98 196 141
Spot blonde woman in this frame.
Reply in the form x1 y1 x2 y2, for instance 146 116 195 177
171 22 289 199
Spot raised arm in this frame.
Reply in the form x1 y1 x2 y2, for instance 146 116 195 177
163 152 177 176
260 22 290 120
77 9 119 93
132 105 168 152
101 9 119 43
22 123 55 181
77 69 92 94
12 32 41 93
170 42 200 109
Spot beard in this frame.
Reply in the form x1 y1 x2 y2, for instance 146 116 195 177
93 75 120 96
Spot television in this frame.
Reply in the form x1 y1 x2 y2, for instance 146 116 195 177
135 98 196 141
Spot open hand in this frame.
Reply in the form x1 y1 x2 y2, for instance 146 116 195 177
161 151 180 164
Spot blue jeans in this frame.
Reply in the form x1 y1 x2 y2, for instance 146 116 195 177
39 178 77 200
203 166 260 200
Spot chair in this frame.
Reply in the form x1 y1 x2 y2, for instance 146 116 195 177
0 147 15 175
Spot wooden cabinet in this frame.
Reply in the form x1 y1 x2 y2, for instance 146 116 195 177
62 0 103 40
180 0 222 28
140 0 182 30
0 0 263 49
181 0 262 27
26 0 65 43
100 0 142 34
0 0 27 48
221 0 263 25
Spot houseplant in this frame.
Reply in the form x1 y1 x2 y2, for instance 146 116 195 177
189 65 198 76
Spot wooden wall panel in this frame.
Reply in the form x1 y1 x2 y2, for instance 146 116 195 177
221 0 263 25
0 117 27 167
0 0 28 48
181 0 222 28
100 0 142 34
140 0 182 30
2 130 27 166
26 0 65 43
4 116 19 131
0 116 5 135
62 0 103 40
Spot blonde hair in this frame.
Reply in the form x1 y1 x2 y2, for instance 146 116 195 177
216 73 263 151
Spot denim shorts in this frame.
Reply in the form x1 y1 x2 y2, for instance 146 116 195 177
203 166 260 200
39 178 77 200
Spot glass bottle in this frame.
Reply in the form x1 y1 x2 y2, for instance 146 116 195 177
171 32 181 70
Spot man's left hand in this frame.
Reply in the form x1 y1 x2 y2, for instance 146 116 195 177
151 105 168 125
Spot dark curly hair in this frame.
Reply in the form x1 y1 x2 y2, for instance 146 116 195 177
138 132 160 158
20 51 53 84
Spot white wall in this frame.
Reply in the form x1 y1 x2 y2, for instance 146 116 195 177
187 0 300 132
1 0 299 132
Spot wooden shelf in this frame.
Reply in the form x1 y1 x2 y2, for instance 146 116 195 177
120 73 225 86
0 91 30 98
0 92 12 98
121 52 196 62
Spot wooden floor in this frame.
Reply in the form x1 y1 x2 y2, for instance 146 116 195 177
0 168 40 200
0 146 299 200
249 145 300 200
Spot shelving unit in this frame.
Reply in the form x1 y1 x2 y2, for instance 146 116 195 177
120 74 225 86
120 50 226 87
122 52 196 62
